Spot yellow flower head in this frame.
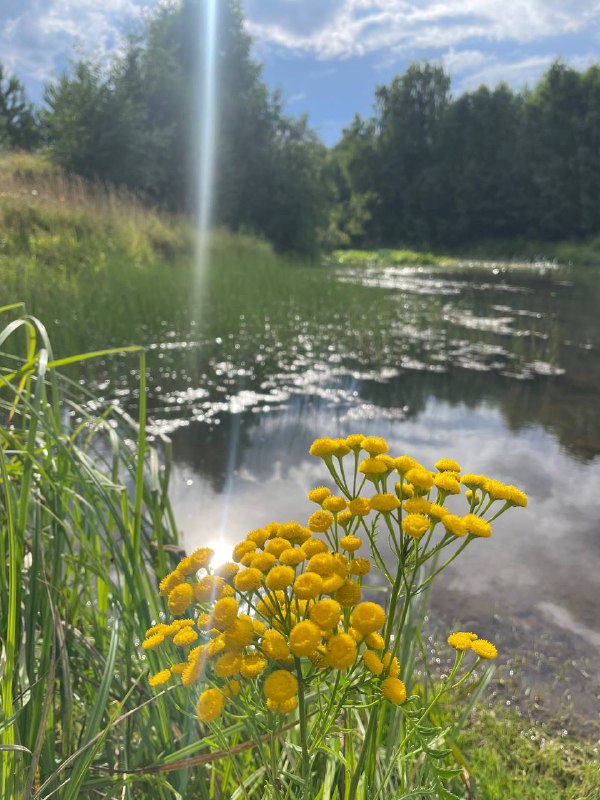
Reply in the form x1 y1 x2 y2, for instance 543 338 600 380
462 514 492 538
293 572 324 600
337 510 353 527
181 646 207 687
402 513 430 539
168 583 193 616
148 669 171 687
441 515 467 537
222 679 240 698
279 547 306 567
309 438 340 458
506 485 528 507
484 479 512 501
212 597 239 631
447 632 474 651
251 551 277 573
471 639 498 659
302 537 329 558
173 627 199 647
365 631 385 650
309 599 341 630
261 629 290 660
213 562 239 581
307 553 336 576
335 579 362 607
214 651 242 678
364 650 384 676
396 481 414 498
188 547 215 571
333 439 351 457
394 456 419 474
246 528 270 547
350 602 386 635
234 568 263 593
279 522 311 544
265 537 291 558
308 510 334 533
326 633 357 669
359 457 388 476
240 653 268 678
345 433 366 449
405 468 434 492
435 458 461 473
263 669 298 702
340 535 362 552
376 454 396 470
142 633 165 650
323 496 347 513
159 571 183 597
197 688 224 723
434 472 462 495
289 620 322 657
382 652 400 677
232 541 257 563
370 493 401 512
348 558 371 577
360 436 389 455
206 636 226 658
224 616 255 650
308 486 331 504
348 497 371 516
461 473 487 489
264 522 281 539
267 696 298 714
403 498 431 515
266 565 296 591
381 677 407 705
428 503 448 520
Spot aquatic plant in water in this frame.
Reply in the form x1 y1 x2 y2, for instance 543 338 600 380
146 435 526 798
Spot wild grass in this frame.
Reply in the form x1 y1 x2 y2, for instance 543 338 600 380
328 248 457 267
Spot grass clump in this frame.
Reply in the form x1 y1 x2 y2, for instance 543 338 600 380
329 248 457 267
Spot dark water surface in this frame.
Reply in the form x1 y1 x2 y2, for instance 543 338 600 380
142 259 599 719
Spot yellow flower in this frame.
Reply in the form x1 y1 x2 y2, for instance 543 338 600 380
289 620 322 657
394 455 419 474
308 486 331 504
345 433 366 449
322 573 345 594
234 568 263 593
442 515 467 537
266 565 296 590
326 633 357 669
359 458 388 476
206 636 226 658
382 652 400 677
182 646 207 687
168 583 193 615
195 576 227 603
428 503 448 520
471 639 498 659
462 514 492 538
401 514 430 539
461 473 487 489
369 493 400 512
263 669 298 702
232 541 256 563
403 498 431 515
267 696 298 714
309 599 341 630
264 522 281 539
173 628 199 647
142 633 165 650
148 669 171 687
197 688 224 723
212 597 239 631
340 535 362 552
246 528 270 547
307 553 335 576
381 677 407 704
434 472 461 494
360 436 389 455
323 496 347 513
484 479 512 501
447 632 474 651
434 458 461 473
396 481 414 498
188 547 215 571
279 547 306 567
348 497 371 516
261 630 290 660
302 537 329 558
350 602 386 635
376 454 395 470
365 631 385 650
159 571 183 597
348 558 370 576
338 510 353 527
265 537 292 558
251 551 277 573
253 619 267 637
171 662 187 676
279 522 311 544
240 653 268 678
333 439 351 457
214 651 242 678
213 562 239 580
335 579 362 607
308 510 334 533
294 572 323 600
224 616 255 650
309 438 340 458
363 650 384 676
405 468 434 492
506 485 528 507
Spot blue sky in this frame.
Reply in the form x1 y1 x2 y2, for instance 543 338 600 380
2 0 600 145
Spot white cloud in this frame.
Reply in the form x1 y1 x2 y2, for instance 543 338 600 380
0 0 154 84
246 0 600 60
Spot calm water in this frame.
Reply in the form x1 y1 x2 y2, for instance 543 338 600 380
113 259 600 712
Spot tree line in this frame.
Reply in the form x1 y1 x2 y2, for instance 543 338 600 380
2 0 600 255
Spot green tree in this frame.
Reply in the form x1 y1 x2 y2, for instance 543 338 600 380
0 63 39 149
